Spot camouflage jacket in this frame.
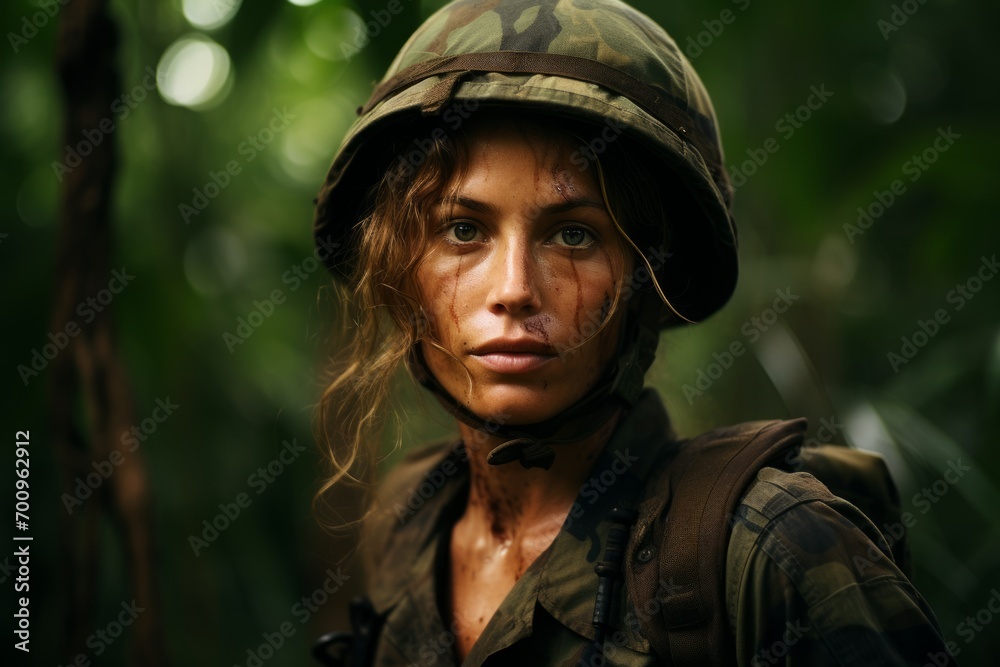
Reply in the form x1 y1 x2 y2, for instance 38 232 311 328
360 389 952 665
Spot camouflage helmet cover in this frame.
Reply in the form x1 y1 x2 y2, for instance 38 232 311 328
314 0 738 326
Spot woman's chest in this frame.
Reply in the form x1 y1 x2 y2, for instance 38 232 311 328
446 523 560 662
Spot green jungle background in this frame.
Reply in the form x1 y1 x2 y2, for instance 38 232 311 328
2 0 998 664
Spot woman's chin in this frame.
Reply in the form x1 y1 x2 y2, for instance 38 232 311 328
463 384 577 426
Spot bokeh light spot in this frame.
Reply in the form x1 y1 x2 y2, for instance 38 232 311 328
852 63 907 125
183 227 248 297
157 35 233 110
17 168 59 228
305 7 366 62
182 0 242 31
279 96 355 183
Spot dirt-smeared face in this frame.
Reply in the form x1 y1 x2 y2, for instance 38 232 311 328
413 119 632 426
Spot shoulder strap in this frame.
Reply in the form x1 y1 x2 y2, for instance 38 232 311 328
625 418 807 666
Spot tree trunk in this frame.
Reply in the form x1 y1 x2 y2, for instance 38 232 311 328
52 0 167 663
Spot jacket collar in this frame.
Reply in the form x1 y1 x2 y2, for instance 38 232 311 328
367 446 469 614
367 388 676 652
536 387 674 650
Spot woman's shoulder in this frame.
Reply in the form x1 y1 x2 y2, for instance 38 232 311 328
371 436 462 510
361 436 464 582
724 465 949 665
725 464 896 587
724 445 911 599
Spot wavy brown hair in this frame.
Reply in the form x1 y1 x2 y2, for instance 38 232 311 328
313 109 671 527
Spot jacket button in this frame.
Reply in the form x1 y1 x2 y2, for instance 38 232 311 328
637 546 655 563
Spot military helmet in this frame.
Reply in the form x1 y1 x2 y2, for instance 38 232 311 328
314 0 738 327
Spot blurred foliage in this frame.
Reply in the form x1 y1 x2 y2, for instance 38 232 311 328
1 0 998 664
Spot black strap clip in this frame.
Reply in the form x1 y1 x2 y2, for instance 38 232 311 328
312 597 384 667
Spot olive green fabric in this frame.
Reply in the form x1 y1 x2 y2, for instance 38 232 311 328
359 389 953 665
794 442 912 576
313 0 739 326
727 468 954 666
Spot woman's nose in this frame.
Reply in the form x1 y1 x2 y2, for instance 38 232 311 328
486 236 542 316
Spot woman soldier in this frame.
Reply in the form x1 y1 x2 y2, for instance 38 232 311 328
311 0 956 665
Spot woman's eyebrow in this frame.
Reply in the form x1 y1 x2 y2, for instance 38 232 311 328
442 195 607 217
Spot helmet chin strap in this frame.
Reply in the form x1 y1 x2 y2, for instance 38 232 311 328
406 292 661 470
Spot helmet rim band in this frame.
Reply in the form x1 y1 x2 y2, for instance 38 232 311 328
359 50 724 193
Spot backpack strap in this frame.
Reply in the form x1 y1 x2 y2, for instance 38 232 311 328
625 418 807 666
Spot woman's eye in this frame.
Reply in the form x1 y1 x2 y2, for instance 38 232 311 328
447 222 480 243
552 227 594 248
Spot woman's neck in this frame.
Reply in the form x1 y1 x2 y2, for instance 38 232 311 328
455 409 623 540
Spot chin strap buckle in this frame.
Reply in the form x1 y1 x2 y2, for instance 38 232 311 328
486 438 555 470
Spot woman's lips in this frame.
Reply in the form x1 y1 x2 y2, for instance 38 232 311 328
471 352 556 374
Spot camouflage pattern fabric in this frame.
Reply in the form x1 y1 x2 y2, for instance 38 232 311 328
728 469 954 666
358 388 954 665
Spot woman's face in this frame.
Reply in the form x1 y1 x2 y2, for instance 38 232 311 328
413 120 633 426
